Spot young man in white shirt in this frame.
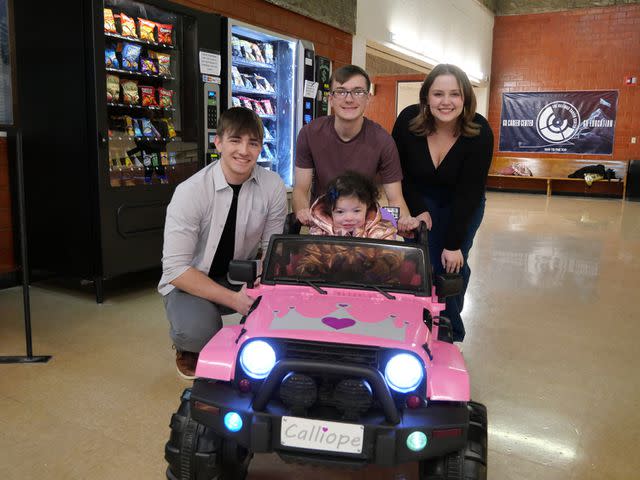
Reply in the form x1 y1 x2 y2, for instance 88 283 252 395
159 107 287 379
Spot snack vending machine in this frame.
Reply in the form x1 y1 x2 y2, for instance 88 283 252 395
226 19 315 187
13 0 224 301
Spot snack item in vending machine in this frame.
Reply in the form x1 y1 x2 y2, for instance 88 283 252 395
105 45 119 69
231 66 243 86
261 99 274 116
263 127 274 142
241 74 256 89
121 42 142 71
140 85 157 107
160 151 169 165
106 74 120 102
140 57 158 75
251 43 265 63
255 75 275 92
164 118 177 138
156 23 173 45
239 96 254 110
169 152 177 165
119 13 138 38
232 36 242 57
150 51 171 76
240 40 256 61
158 88 174 108
120 79 139 104
262 144 274 160
124 116 135 136
133 118 143 137
104 9 117 33
141 118 160 138
231 96 241 107
252 99 266 115
138 18 156 42
263 43 274 64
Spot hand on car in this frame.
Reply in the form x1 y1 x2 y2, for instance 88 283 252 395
416 211 433 230
442 249 464 274
295 208 312 226
397 215 420 232
232 285 255 316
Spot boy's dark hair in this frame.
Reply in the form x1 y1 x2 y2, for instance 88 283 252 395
217 107 264 143
325 171 379 212
329 64 371 91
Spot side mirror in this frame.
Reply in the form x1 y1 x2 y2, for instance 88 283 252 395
229 260 262 288
434 273 463 302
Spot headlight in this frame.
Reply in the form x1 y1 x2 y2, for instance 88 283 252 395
239 340 276 379
384 353 424 393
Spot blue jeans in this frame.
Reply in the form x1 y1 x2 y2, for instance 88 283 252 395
422 189 485 342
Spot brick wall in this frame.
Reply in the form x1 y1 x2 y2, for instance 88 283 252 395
0 137 16 274
172 0 352 67
367 74 425 133
489 4 640 160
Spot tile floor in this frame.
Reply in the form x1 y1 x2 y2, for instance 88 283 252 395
1 192 639 479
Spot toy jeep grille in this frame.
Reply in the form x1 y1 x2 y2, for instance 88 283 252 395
281 339 380 368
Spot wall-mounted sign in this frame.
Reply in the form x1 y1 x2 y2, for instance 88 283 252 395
499 91 618 155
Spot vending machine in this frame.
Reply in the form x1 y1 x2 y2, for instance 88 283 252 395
225 19 315 187
13 0 224 301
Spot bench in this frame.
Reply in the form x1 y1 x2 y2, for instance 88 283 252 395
486 156 628 198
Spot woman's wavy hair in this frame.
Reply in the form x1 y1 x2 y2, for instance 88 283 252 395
409 64 480 138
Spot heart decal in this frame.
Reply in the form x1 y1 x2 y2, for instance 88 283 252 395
322 316 355 330
322 427 328 432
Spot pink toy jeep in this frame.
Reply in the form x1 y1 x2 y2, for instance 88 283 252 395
165 224 487 480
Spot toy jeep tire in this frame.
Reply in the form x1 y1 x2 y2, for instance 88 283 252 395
165 390 252 480
419 401 487 480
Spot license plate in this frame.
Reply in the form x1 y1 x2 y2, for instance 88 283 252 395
280 416 364 454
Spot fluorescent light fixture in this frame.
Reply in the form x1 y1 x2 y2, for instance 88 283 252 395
387 30 485 84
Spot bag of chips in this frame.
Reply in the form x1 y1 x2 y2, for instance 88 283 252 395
141 118 161 138
120 79 139 104
149 51 171 76
140 85 157 106
261 99 274 115
105 46 119 69
241 40 255 61
164 118 176 138
255 75 274 92
231 96 241 107
239 96 253 110
158 88 173 108
140 57 157 75
160 151 169 165
124 116 135 136
121 42 142 71
251 43 265 63
104 9 117 33
120 13 137 38
156 23 173 44
106 74 120 102
231 66 243 86
252 99 266 115
138 18 156 42
133 118 143 137
263 43 274 64
231 36 242 57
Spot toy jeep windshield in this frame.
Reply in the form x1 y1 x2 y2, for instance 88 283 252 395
165 231 488 480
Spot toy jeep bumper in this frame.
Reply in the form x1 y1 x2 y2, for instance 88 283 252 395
189 377 469 467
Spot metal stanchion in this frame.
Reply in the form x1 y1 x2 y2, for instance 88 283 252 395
0 129 51 364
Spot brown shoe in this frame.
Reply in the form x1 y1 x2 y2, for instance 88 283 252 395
176 350 199 381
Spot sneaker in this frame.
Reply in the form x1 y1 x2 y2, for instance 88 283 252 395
175 350 199 381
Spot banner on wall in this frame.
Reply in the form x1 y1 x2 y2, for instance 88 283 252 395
499 91 618 155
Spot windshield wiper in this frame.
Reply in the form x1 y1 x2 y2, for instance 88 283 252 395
340 281 396 300
272 276 327 295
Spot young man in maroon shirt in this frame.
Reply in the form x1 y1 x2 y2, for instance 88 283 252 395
293 65 418 232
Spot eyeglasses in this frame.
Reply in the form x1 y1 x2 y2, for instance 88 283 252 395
330 88 369 99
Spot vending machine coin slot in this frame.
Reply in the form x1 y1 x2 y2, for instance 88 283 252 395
204 82 220 164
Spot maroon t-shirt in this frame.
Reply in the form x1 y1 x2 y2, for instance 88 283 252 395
295 116 403 200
